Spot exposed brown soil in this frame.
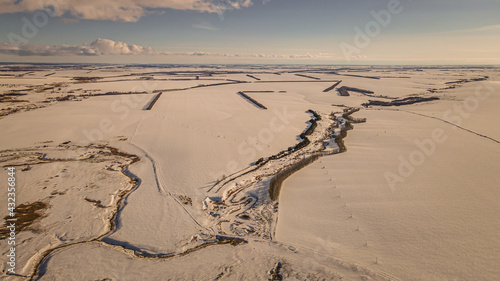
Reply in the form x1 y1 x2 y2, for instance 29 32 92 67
0 201 49 239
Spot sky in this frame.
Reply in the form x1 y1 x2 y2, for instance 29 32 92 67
0 0 499 65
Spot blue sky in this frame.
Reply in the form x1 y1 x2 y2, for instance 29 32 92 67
0 0 499 64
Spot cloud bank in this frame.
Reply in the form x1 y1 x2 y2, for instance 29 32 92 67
0 0 255 22
0 38 337 61
192 22 219 31
0 38 155 56
435 25 500 35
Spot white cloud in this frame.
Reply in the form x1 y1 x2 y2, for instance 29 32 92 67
0 38 155 56
90 38 155 55
192 22 219 31
0 38 335 61
433 25 500 35
0 0 258 22
0 42 94 56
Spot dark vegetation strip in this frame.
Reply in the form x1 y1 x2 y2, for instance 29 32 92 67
0 92 28 97
90 91 148 97
0 96 29 103
362 96 439 107
269 111 355 201
337 86 375 97
342 107 366 123
307 109 321 120
191 81 248 89
152 81 247 93
246 74 261 81
267 110 324 200
72 77 103 83
323 81 342 92
340 86 374 94
444 76 488 84
337 73 380 80
144 92 163 110
123 70 262 77
334 122 351 153
281 109 320 156
285 68 334 74
295 73 321 80
213 110 321 193
337 87 350 96
269 153 321 201
237 91 267 110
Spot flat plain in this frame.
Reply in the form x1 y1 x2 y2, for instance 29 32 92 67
0 64 499 280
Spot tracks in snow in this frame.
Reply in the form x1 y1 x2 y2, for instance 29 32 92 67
127 142 209 231
404 110 500 144
374 108 500 144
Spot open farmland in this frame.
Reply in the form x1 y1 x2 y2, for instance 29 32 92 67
0 64 499 281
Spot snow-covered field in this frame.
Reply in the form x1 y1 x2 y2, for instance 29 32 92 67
0 64 498 280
